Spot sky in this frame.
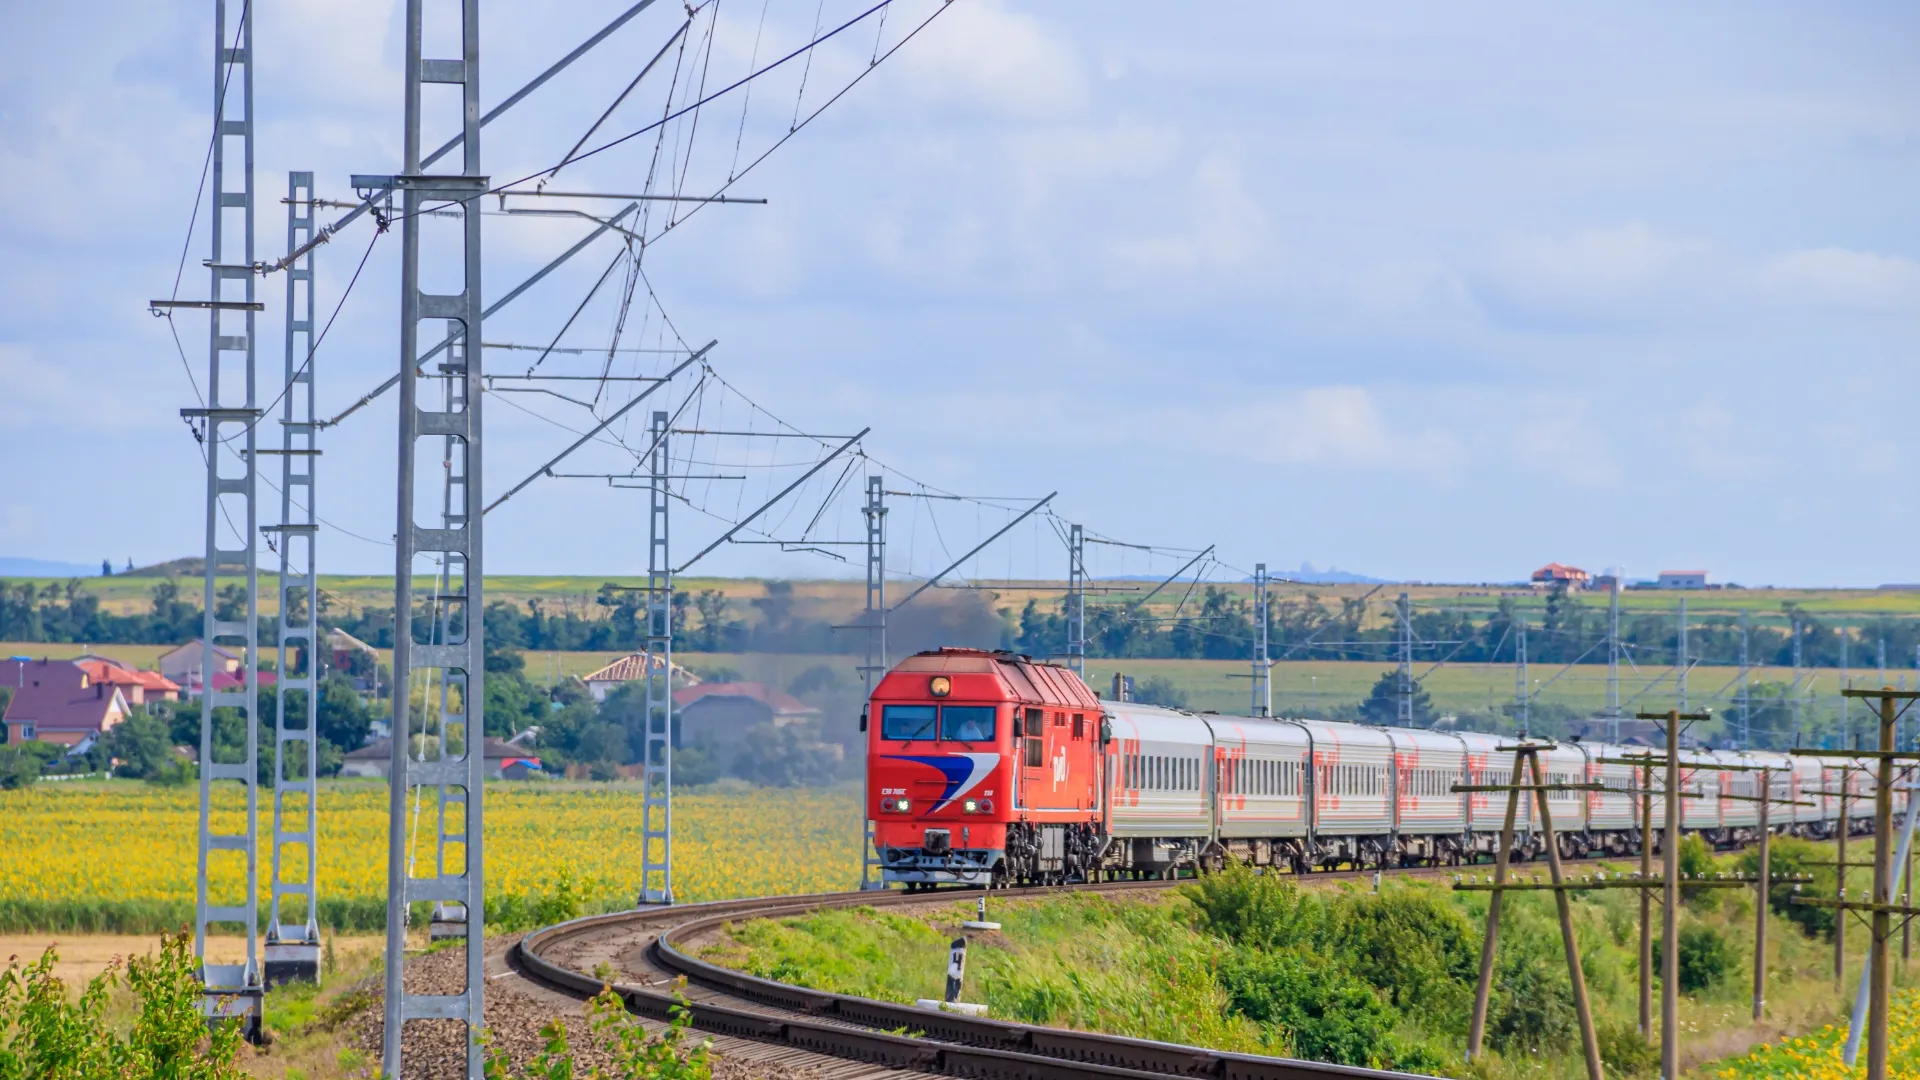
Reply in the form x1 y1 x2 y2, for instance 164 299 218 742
2 2 1917 588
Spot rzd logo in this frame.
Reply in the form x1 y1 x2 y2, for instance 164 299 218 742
1052 747 1069 787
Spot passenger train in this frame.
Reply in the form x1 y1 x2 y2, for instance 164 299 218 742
864 648 1895 887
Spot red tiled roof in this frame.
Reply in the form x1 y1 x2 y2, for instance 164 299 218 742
211 669 277 692
2 659 124 734
671 681 818 715
581 651 693 684
76 659 177 691
1531 562 1589 580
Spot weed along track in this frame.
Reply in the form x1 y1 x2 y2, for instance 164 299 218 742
516 874 1461 1080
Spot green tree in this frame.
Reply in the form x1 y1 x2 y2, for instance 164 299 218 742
1357 670 1434 727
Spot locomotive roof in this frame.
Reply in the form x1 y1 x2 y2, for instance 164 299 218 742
890 648 1101 709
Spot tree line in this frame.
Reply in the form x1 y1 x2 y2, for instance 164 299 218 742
6 577 1919 672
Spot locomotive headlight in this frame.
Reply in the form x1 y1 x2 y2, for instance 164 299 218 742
889 797 911 813
929 675 951 698
962 799 978 813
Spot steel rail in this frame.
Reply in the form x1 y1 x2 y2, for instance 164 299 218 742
515 879 1423 1080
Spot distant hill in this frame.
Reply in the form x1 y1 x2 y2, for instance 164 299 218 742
0 557 103 578
1282 565 1388 585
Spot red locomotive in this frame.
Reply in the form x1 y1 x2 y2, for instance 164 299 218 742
867 647 1893 888
865 648 1104 887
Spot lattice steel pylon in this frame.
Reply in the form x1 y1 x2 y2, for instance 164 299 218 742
1396 592 1413 726
1066 524 1086 679
859 475 887 891
265 171 321 987
1251 563 1271 717
186 0 263 1038
861 476 888 692
382 0 487 1071
639 410 675 905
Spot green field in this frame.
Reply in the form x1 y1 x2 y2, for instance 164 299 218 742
15 571 1920 631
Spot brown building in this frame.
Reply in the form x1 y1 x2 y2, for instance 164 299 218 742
2 658 129 747
1530 562 1591 590
672 682 820 770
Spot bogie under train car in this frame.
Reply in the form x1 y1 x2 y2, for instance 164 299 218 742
864 648 1898 887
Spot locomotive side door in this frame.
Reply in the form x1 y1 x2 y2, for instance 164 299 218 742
1018 705 1056 810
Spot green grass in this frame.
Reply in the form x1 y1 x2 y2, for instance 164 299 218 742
706 842 1909 1079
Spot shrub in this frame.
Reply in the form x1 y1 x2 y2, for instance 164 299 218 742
0 930 247 1079
1654 923 1736 993
1217 949 1399 1067
1487 918 1576 1055
1181 862 1331 951
1738 835 1833 939
1334 887 1478 1017
1678 835 1719 905
1598 1019 1659 1077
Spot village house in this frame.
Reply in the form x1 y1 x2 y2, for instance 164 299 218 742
1529 562 1591 590
1 657 130 747
75 657 181 707
579 651 697 703
672 682 820 770
156 639 274 697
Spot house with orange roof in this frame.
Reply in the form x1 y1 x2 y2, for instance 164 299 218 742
1 657 129 747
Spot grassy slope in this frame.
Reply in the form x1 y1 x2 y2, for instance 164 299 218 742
704 842 1911 1079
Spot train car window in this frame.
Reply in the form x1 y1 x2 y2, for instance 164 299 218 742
1072 713 1084 739
880 704 937 741
940 706 996 742
1026 735 1046 769
1024 708 1045 737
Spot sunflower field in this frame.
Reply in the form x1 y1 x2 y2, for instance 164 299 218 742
1707 988 1920 1079
0 780 863 933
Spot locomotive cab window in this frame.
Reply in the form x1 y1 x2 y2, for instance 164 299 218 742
939 706 995 742
880 704 937 741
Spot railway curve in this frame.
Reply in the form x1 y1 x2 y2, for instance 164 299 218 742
514 876 1428 1080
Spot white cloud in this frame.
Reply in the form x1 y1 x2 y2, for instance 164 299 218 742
1207 387 1463 475
1473 222 1716 325
1104 153 1271 278
892 0 1089 119
1759 247 1920 315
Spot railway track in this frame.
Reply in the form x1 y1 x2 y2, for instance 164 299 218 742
514 872 1440 1080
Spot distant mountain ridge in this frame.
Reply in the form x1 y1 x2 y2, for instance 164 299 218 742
0 557 103 578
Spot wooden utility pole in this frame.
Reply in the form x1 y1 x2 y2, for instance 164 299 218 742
1526 751 1604 1080
1633 708 1712 1080
1792 688 1920 1080
1456 741 1610 1080
1640 756 1656 1039
1465 750 1527 1061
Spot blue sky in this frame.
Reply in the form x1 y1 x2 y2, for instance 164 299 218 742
2 2 1917 587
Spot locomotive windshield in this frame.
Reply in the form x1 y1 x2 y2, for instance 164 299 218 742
878 703 995 741
881 704 937 740
939 706 995 742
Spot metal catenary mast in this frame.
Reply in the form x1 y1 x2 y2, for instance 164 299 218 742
1251 563 1270 717
639 410 675 905
1606 576 1621 740
1396 591 1413 726
184 0 263 1037
1067 524 1086 679
382 0 487 1071
1514 619 1529 739
859 475 887 890
265 171 321 986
